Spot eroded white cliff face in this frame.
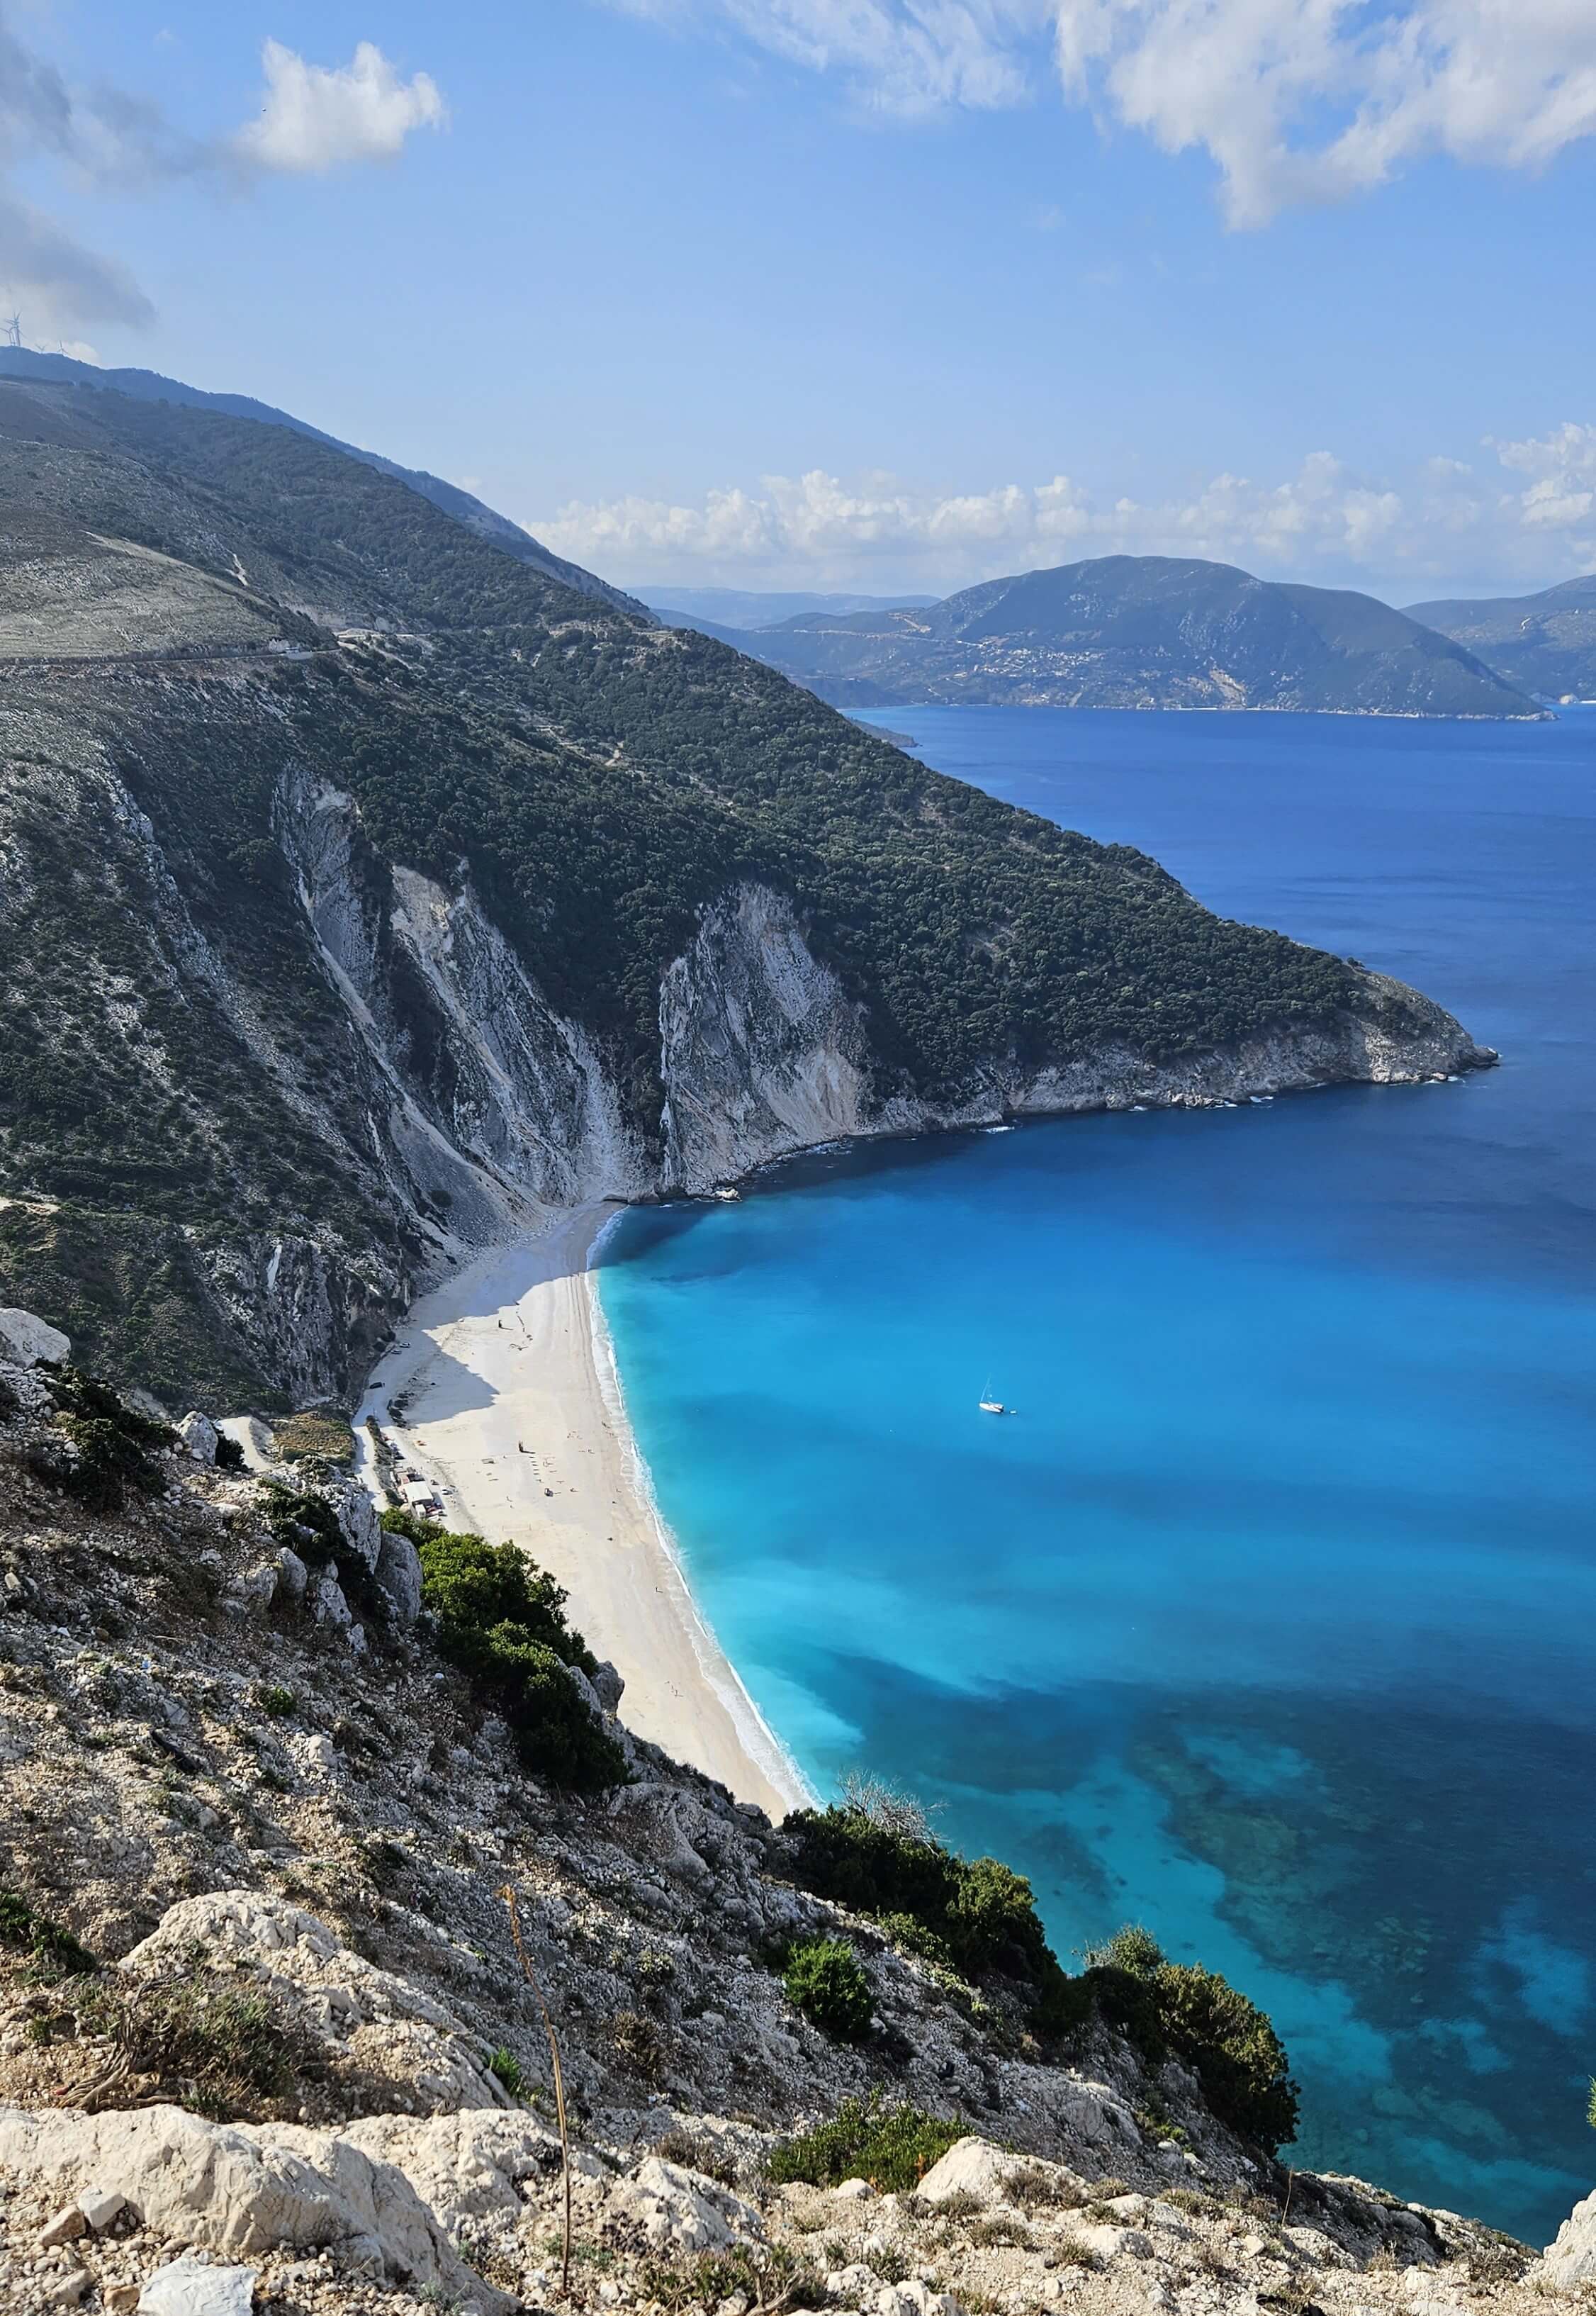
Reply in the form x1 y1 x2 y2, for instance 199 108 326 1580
218 803 1490 1394
274 771 651 1223
653 883 1491 1195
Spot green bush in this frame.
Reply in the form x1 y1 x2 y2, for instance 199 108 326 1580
385 1513 624 1791
783 1938 873 2042
257 1686 296 1718
0 1887 96 1977
488 2044 525 2097
767 2092 962 2193
785 1803 1063 1993
261 1482 379 1615
68 1973 302 2120
37 1363 174 1509
1060 1925 1299 2154
875 1911 954 1969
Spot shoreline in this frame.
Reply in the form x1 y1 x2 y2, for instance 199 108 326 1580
354 1204 811 1822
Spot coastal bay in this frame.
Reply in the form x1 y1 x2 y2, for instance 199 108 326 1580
595 705 1596 2245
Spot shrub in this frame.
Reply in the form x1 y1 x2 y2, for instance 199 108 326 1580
784 1803 1064 1996
38 1363 174 1509
876 1911 954 1969
0 1887 96 1977
257 1685 296 1718
384 1514 624 1791
640 2247 816 2316
1060 1925 1299 2154
488 2044 525 2096
611 2009 665 2081
783 1937 873 2042
767 2092 962 2193
214 1433 245 1471
68 1973 304 2120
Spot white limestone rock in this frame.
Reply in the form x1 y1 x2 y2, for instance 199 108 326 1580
120 1893 512 2115
271 1546 308 1606
340 2109 563 2236
321 1475 381 1573
877 2286 961 2316
607 2154 765 2252
137 2260 257 2316
176 1411 219 1464
1545 2188 1596 2290
374 1526 422 1626
0 1306 69 1367
916 2138 1021 2207
0 2103 510 2309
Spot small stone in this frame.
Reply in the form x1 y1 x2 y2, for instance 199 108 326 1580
106 2289 140 2315
45 2269 91 2308
39 2202 87 2247
78 2185 127 2232
833 2177 875 2200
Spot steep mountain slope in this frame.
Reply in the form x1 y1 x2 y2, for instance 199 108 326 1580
724 555 1537 717
0 379 1493 1406
0 345 644 616
0 1334 1569 2315
1407 573 1596 700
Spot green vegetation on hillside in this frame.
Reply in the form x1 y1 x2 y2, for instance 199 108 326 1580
786 1800 1298 2153
767 2092 963 2191
0 382 1466 1406
381 1511 624 1790
782 1937 875 2042
1057 1926 1300 2154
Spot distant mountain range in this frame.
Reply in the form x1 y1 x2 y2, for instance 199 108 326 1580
0 347 645 617
640 586 938 632
656 556 1539 720
1406 574 1596 703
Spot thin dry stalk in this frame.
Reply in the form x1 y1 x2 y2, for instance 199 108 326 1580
502 1883 573 2298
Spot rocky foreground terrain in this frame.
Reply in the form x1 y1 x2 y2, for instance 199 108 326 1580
0 1307 1590 2316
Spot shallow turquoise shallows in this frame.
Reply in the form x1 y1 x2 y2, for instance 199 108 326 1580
596 705 1596 2245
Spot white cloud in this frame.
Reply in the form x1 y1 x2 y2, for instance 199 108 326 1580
233 39 446 174
612 1 1596 220
533 431 1596 595
0 18 446 342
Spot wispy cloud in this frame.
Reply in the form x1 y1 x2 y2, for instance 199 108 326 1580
0 16 445 339
534 430 1596 594
608 1 1596 223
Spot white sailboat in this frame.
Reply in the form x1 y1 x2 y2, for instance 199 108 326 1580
979 1375 1008 1415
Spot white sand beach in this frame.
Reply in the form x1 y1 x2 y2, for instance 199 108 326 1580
354 1205 808 1821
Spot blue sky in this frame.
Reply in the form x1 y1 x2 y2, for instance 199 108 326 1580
6 1 1596 599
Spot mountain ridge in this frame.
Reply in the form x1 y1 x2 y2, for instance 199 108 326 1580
0 345 646 618
1407 571 1596 700
0 376 1492 1406
692 553 1540 718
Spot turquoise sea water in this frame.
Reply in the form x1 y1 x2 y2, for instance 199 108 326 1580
596 707 1596 2244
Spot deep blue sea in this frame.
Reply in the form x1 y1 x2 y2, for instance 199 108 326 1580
596 707 1596 2244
